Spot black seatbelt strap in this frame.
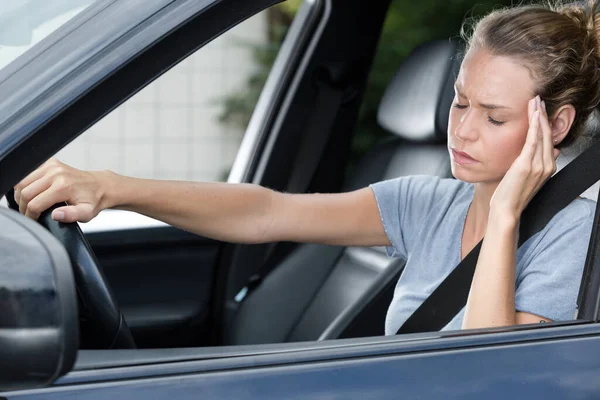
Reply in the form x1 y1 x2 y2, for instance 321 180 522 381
397 138 600 334
233 67 347 303
287 69 346 193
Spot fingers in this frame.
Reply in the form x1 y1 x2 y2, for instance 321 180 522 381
24 183 67 221
18 174 53 215
527 94 536 121
14 158 60 204
532 105 543 163
523 99 540 161
52 204 94 223
539 100 556 176
14 159 104 223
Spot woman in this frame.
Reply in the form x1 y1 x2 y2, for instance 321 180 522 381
13 0 600 333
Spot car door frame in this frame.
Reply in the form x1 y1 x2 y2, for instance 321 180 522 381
5 321 600 398
3 0 600 395
0 0 291 347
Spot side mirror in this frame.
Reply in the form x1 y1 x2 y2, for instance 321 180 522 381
0 207 78 390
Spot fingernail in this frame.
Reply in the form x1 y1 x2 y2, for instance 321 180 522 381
541 100 546 113
53 211 65 221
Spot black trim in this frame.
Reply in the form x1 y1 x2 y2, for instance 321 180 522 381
241 0 325 183
578 184 600 321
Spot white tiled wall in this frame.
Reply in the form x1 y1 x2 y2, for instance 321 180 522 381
56 11 268 183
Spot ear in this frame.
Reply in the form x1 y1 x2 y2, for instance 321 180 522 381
549 104 576 145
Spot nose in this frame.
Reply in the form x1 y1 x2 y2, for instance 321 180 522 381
454 107 479 142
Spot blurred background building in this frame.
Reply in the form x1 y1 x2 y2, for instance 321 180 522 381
56 10 269 182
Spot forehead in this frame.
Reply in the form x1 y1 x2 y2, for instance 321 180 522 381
456 47 536 104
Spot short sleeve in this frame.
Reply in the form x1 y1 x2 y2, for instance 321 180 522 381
515 202 595 322
369 175 453 259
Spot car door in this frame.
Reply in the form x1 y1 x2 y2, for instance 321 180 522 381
1 0 396 353
55 3 310 349
0 0 306 349
4 322 600 399
3 0 600 398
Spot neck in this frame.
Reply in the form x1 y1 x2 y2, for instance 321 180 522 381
467 180 500 238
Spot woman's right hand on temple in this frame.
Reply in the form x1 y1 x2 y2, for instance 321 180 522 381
13 158 114 223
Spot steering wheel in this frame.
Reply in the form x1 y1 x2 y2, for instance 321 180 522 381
8 194 135 349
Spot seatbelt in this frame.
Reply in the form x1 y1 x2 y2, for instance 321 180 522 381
397 138 600 334
233 66 348 303
286 68 347 193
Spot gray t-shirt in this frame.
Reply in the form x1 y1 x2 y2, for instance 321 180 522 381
369 175 596 334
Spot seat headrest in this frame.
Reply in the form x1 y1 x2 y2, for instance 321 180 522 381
377 40 461 143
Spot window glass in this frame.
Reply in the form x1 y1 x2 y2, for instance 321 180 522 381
56 4 300 182
0 0 95 70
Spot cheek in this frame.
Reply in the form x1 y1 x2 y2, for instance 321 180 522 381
487 124 528 167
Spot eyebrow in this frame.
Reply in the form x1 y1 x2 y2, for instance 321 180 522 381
454 84 511 110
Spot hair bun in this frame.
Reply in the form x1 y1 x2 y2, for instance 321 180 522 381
559 0 600 57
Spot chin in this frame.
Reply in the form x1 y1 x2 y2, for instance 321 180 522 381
450 164 486 183
451 164 505 185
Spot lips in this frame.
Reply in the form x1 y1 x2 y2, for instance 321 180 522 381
450 148 479 165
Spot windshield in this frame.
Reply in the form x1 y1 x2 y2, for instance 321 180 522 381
0 0 96 71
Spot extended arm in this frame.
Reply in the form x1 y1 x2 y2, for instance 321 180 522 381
14 159 390 247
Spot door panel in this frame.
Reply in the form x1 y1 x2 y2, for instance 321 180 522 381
6 330 600 399
88 227 221 348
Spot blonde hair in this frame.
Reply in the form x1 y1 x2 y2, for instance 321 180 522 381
461 0 600 148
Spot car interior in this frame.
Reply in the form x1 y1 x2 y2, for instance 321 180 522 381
3 0 600 361
224 39 457 345
64 37 474 367
86 37 600 352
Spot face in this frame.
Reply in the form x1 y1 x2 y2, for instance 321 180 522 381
448 46 536 184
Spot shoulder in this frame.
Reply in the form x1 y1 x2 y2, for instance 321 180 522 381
523 197 595 258
546 197 595 231
370 175 470 201
516 197 595 321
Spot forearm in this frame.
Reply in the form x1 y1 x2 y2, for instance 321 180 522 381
462 213 519 329
100 171 275 244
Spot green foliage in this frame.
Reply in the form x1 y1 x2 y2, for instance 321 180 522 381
219 0 515 168
218 7 291 129
278 0 303 14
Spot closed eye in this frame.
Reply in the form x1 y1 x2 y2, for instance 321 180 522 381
453 103 506 126
488 116 505 126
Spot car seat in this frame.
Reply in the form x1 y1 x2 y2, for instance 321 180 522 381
224 39 461 345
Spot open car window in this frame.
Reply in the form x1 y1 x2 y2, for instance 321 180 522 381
56 7 271 183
